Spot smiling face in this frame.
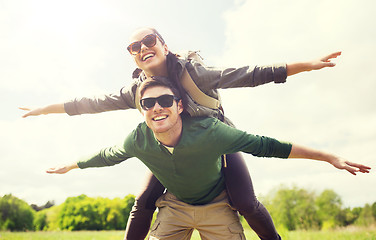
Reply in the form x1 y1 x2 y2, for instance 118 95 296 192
141 85 183 140
129 28 169 77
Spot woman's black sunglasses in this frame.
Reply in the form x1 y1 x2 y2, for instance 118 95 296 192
127 34 162 55
140 94 180 111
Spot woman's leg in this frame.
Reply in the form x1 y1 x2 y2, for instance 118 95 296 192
223 152 281 240
124 171 165 240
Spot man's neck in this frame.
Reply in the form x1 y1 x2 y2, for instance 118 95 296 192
153 117 183 147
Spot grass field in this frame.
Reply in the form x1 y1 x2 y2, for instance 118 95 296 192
1 226 375 239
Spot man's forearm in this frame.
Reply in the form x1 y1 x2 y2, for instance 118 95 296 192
288 144 335 164
287 144 371 175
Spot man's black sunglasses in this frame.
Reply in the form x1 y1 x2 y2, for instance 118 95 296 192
140 94 180 111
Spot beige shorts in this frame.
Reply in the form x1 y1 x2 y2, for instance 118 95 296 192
148 191 245 240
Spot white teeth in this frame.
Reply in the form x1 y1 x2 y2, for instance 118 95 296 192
153 116 167 121
142 53 154 61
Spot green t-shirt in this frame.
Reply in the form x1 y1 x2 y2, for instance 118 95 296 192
78 117 292 205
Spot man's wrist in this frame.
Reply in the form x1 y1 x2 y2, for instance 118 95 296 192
68 163 79 171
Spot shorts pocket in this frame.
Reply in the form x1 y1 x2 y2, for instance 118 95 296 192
228 222 245 239
150 220 161 232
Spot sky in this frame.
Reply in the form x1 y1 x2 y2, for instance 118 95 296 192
1 0 375 208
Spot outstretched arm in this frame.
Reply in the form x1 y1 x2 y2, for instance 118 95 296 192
46 162 78 174
286 51 341 76
46 143 132 175
20 103 66 118
20 85 137 118
289 144 371 175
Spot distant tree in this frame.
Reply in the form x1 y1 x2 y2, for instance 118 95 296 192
315 189 343 229
121 194 136 227
265 186 320 230
34 211 47 231
0 194 35 231
355 204 376 226
41 204 63 231
31 201 55 212
372 202 376 220
58 194 99 230
57 194 135 230
338 207 362 226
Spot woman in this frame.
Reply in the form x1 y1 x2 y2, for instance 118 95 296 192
21 27 341 240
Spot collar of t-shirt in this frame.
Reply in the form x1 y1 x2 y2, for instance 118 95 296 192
162 144 174 154
154 134 175 154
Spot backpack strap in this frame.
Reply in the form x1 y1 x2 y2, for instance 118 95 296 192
180 67 220 109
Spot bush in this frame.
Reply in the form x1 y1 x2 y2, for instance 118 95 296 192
58 194 135 230
0 194 35 231
34 211 48 231
264 186 320 230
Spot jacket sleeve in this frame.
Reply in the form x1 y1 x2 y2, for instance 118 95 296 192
186 60 287 92
64 83 138 116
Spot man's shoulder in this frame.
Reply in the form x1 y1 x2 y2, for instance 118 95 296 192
124 122 155 152
183 116 222 130
125 122 150 141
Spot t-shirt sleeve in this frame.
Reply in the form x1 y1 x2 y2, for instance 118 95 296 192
211 119 292 158
77 132 137 169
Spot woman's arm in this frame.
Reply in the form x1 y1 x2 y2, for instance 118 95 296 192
20 104 66 118
190 51 341 92
288 144 371 175
21 84 138 118
286 52 341 76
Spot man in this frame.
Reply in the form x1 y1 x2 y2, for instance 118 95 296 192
48 77 370 240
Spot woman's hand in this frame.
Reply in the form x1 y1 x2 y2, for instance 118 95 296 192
287 51 342 76
309 51 342 70
19 107 44 118
19 103 66 118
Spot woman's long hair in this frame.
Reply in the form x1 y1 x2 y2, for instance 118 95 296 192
165 51 188 110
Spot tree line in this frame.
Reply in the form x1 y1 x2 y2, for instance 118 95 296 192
262 186 376 230
1 186 375 232
0 194 135 231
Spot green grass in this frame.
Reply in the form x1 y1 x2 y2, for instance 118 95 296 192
1 226 375 239
0 231 124 240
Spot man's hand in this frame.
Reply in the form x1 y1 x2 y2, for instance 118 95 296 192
46 163 78 174
289 144 371 175
330 157 371 175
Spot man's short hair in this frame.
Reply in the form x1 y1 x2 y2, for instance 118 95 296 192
139 76 182 100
